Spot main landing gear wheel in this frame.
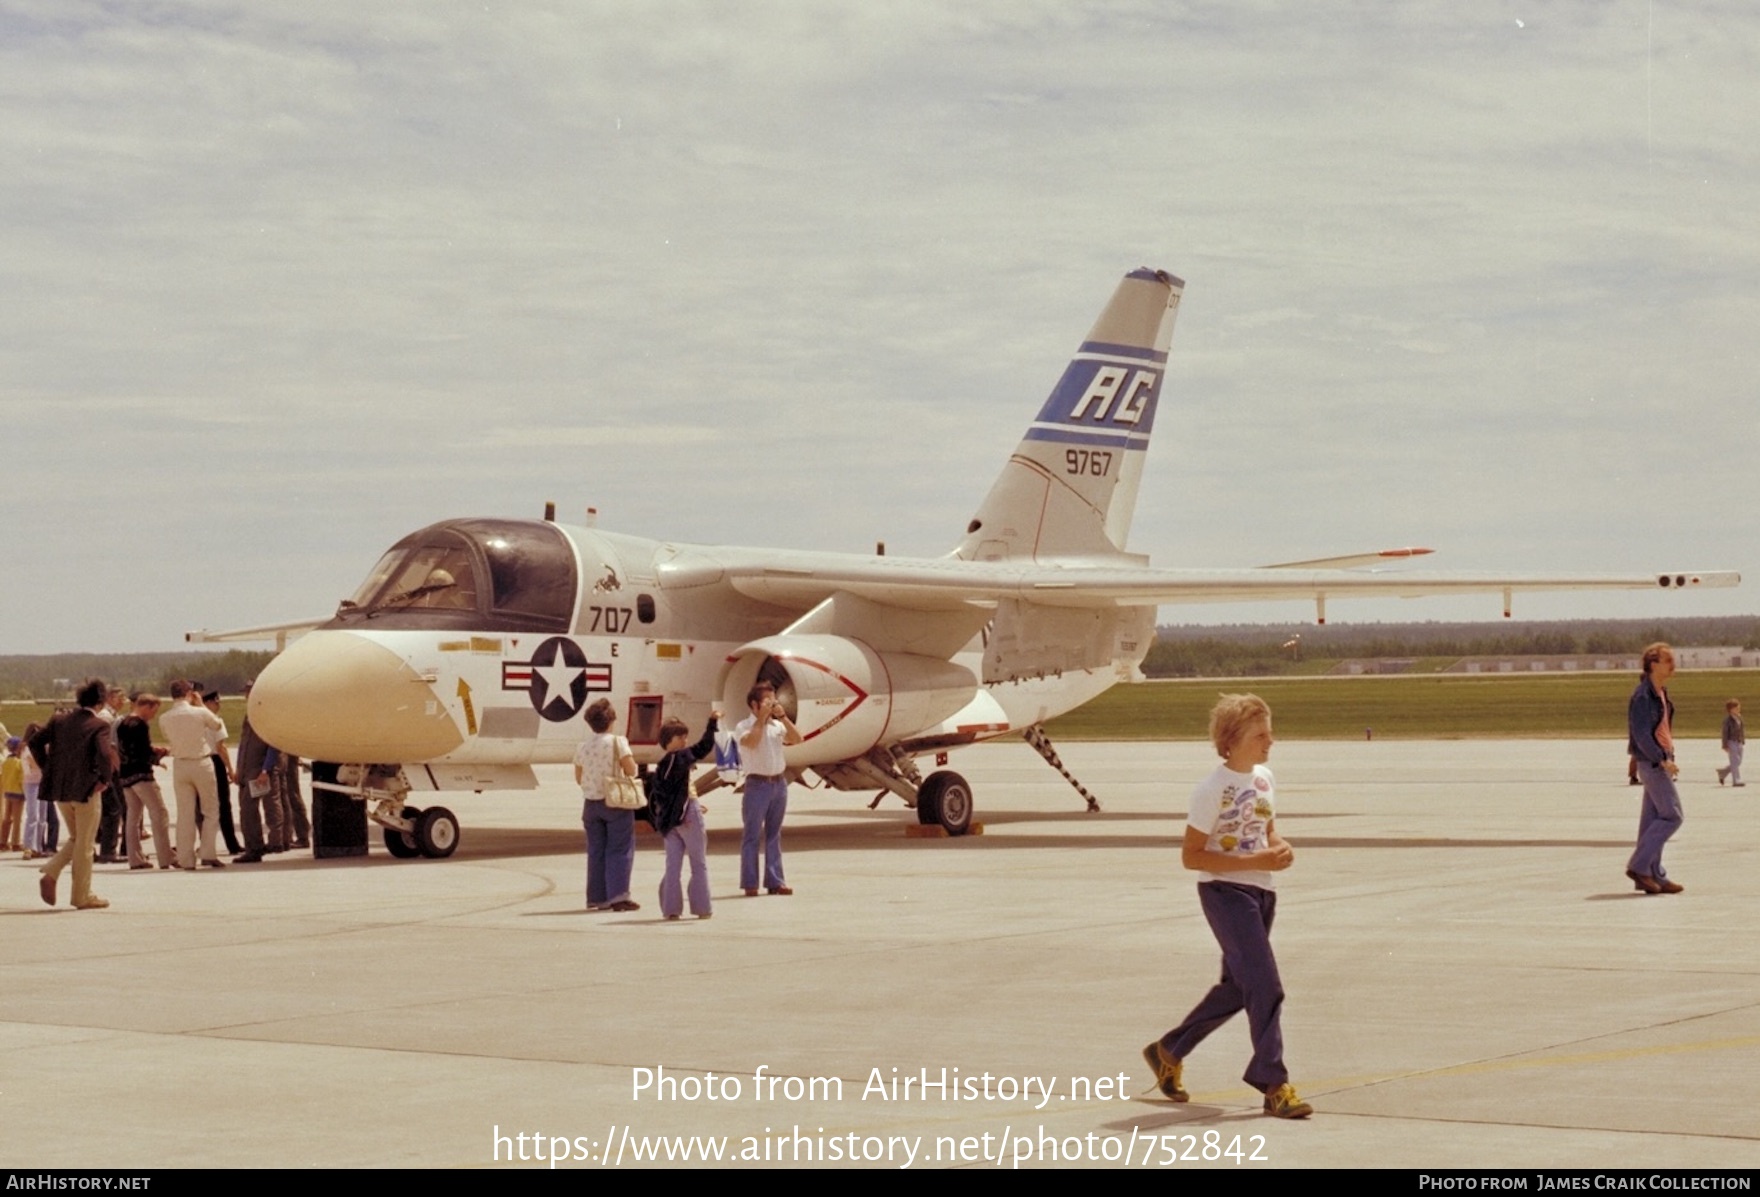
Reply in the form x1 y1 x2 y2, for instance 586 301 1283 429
414 805 460 858
384 805 422 859
915 770 974 837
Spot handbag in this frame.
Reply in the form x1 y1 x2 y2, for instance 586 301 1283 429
604 736 645 810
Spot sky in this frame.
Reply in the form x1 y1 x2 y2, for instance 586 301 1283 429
3 1 1754 654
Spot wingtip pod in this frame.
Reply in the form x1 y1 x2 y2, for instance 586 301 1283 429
1654 570 1741 589
955 269 1183 563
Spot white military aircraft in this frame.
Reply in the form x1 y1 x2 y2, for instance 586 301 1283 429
191 268 1737 857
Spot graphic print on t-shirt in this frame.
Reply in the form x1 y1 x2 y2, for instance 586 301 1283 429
1213 776 1272 855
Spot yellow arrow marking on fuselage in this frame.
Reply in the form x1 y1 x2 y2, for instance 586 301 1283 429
457 678 477 736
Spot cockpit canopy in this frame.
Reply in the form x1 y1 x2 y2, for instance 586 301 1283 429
329 519 577 632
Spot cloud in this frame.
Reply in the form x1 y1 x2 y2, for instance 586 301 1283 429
1 1 1753 649
474 425 719 448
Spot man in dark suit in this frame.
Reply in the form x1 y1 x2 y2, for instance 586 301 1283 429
28 678 118 910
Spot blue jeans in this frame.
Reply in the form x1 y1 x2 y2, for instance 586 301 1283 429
660 800 712 917
1628 760 1682 881
740 776 788 891
23 780 54 854
1161 881 1288 1093
582 799 635 906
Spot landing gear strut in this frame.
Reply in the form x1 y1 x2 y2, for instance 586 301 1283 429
1022 724 1102 812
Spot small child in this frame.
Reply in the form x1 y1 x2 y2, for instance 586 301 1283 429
1 738 24 852
20 723 53 859
1718 699 1745 787
650 712 720 920
1144 693 1313 1119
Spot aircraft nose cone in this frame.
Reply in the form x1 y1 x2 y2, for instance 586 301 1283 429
249 632 464 763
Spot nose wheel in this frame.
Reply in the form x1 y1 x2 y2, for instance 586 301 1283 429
312 764 462 860
382 804 460 859
413 806 460 858
384 812 422 858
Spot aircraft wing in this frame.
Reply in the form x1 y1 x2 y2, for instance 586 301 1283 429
698 549 1738 617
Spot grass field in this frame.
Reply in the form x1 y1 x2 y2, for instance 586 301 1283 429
1042 669 1753 740
0 697 249 742
4 676 1748 746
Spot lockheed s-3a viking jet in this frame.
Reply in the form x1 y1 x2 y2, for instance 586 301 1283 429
190 268 1736 858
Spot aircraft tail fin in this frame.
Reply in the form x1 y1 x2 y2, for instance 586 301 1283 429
953 268 1183 562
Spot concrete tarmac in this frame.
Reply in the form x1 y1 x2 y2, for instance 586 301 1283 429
4 739 1756 1170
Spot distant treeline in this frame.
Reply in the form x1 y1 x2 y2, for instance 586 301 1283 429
0 650 277 701
2 615 1754 696
1143 615 1760 678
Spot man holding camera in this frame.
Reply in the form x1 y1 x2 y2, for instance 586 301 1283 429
735 683 801 897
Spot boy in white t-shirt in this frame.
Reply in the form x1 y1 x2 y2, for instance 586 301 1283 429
1143 693 1312 1119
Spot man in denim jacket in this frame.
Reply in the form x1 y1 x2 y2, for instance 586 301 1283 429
1626 643 1683 894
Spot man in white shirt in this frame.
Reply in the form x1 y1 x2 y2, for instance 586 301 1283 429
734 684 801 896
159 680 228 869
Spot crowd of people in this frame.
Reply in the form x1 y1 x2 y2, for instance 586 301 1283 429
16 676 308 910
15 670 794 919
572 681 799 919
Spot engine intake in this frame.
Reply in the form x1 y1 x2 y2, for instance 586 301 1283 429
721 635 978 766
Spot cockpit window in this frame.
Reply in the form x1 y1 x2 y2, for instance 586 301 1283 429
334 520 575 631
454 520 576 621
344 534 481 613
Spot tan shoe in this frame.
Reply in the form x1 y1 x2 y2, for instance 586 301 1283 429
1263 1082 1313 1119
1142 1041 1188 1101
74 895 109 911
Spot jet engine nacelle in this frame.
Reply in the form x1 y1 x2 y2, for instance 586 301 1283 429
721 634 978 766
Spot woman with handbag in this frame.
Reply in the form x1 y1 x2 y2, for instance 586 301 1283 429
573 698 641 912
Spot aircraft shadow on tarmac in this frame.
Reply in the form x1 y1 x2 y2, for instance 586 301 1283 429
195 812 1633 867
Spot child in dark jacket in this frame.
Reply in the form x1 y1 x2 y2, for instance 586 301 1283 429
651 713 719 920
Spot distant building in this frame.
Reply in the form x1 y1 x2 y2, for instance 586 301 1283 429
1342 659 1420 676
1331 647 1759 676
1675 646 1760 669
